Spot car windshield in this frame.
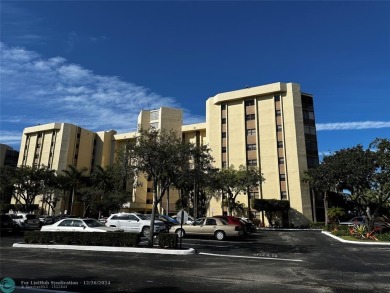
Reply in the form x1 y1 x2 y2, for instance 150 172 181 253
83 219 104 227
26 214 37 220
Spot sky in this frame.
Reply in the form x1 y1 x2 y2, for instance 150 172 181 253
1 1 389 157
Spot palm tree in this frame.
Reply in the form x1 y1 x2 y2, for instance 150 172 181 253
61 165 87 215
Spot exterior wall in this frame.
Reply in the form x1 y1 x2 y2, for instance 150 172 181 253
0 144 18 167
12 84 318 223
205 82 315 224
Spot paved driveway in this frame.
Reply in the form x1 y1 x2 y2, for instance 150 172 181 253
1 230 389 293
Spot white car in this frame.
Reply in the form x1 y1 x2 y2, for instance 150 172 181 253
41 218 123 232
10 213 40 230
105 213 166 236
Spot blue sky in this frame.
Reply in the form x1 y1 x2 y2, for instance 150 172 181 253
1 1 389 157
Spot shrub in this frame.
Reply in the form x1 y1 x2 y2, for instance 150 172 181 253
158 233 178 248
376 233 390 242
24 232 141 247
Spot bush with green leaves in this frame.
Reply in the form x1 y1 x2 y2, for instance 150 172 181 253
24 231 140 247
158 233 178 248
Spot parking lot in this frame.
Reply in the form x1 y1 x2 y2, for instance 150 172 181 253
1 230 390 293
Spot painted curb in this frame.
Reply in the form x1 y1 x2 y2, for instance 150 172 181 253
12 243 196 255
321 231 390 246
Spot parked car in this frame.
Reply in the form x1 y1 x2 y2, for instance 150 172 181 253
39 215 56 226
169 217 244 241
213 215 247 234
1 214 16 233
10 213 40 230
41 218 123 232
144 214 180 230
105 212 166 237
339 216 390 230
239 217 257 234
171 214 195 225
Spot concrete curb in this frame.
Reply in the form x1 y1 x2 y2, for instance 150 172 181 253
12 243 196 255
321 231 390 246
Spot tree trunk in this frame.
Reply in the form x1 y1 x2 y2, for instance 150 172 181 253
324 190 329 226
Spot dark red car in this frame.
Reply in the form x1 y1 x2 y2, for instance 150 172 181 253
214 215 247 234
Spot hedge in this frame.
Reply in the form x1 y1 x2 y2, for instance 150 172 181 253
24 231 141 247
158 233 178 248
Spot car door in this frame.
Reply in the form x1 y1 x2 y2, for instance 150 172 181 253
57 219 75 232
71 220 87 232
187 218 206 235
201 218 218 235
128 214 141 232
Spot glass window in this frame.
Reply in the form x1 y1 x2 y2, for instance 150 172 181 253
277 141 283 148
274 95 281 101
278 157 285 164
206 219 217 225
58 220 73 227
222 118 227 124
245 100 254 106
150 110 159 121
277 125 282 132
245 114 255 121
281 192 287 200
222 147 227 153
222 132 226 138
247 160 257 167
72 220 84 227
247 129 256 136
247 144 256 151
280 174 286 181
276 110 281 117
150 122 159 129
221 104 226 110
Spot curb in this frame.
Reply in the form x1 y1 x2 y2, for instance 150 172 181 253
321 231 390 246
12 243 196 255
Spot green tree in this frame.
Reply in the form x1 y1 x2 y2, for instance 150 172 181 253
127 128 197 247
61 165 87 215
210 165 264 216
0 166 17 212
12 165 53 212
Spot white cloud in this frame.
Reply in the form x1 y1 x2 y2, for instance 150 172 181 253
0 42 202 136
0 130 23 145
316 121 390 131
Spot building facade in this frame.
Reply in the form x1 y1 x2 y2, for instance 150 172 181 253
0 144 19 167
15 82 319 223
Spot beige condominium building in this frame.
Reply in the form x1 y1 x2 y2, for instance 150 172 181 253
15 82 319 224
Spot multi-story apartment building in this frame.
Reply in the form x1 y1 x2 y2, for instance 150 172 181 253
15 82 320 224
0 144 19 167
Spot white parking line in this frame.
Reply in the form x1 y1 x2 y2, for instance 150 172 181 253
198 252 303 262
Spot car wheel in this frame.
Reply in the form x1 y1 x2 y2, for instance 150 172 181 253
214 230 226 241
175 228 185 238
142 226 151 237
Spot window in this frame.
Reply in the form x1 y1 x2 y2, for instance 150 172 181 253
277 141 283 148
281 192 287 200
277 125 282 132
37 133 43 138
278 157 285 164
58 220 73 227
222 162 227 169
247 144 256 151
206 219 217 225
150 110 159 121
147 188 152 193
280 174 286 181
303 111 315 120
150 122 159 129
222 147 227 153
222 132 226 138
222 118 227 124
245 114 255 121
221 104 226 110
304 126 316 135
245 100 254 106
274 95 281 101
247 159 257 167
247 129 256 136
36 144 41 148
276 110 281 117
